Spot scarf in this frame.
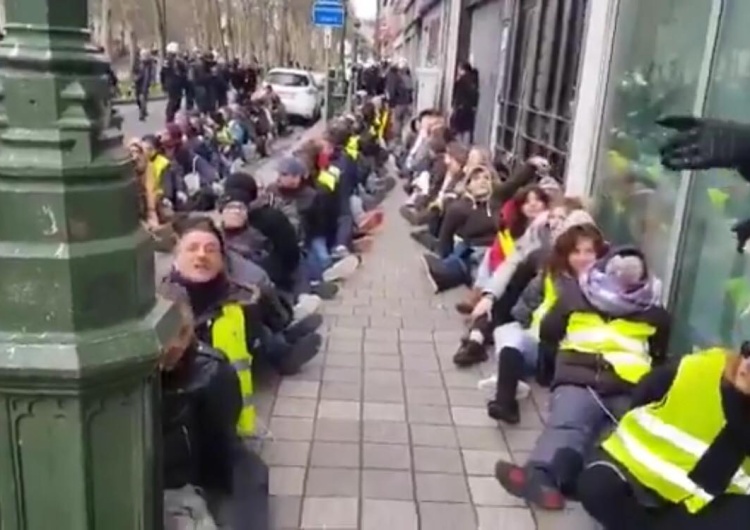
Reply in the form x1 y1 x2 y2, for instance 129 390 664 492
579 263 660 317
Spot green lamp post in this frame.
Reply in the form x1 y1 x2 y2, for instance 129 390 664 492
0 0 177 528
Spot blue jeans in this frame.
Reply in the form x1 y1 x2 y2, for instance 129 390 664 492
442 242 486 276
493 322 539 376
304 237 331 282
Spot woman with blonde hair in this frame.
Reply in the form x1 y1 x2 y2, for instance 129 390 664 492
128 138 160 228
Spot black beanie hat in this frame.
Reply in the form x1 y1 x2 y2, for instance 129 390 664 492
221 172 259 209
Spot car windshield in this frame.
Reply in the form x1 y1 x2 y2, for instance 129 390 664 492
266 72 309 87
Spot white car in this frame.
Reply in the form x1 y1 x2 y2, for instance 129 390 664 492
265 68 321 123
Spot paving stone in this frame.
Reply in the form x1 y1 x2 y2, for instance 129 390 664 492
270 495 302 529
364 354 402 370
326 353 363 368
305 467 360 497
261 441 310 466
406 403 453 425
362 469 414 500
363 402 406 421
410 424 458 447
451 406 498 427
268 417 314 441
364 369 403 386
362 420 410 444
363 383 405 403
415 472 470 502
273 397 318 419
456 426 508 450
405 387 449 406
362 499 418 530
310 441 360 468
401 342 437 356
365 328 400 341
399 329 434 342
317 400 361 421
447 388 488 407
314 419 360 442
301 497 359 529
362 443 412 470
418 502 477 530
535 504 601 530
469 476 526 506
326 339 362 354
403 371 444 388
443 371 483 389
402 354 441 372
504 428 543 452
269 466 306 496
277 380 320 399
323 367 363 384
462 449 511 476
328 329 365 341
364 342 401 355
475 506 536 529
320 382 362 401
413 446 464 473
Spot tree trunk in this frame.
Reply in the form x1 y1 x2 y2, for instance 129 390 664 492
152 0 167 55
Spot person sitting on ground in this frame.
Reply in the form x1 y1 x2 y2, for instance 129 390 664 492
455 156 558 314
142 134 187 221
266 156 360 285
129 138 160 229
161 216 323 376
422 165 500 293
159 293 269 530
401 131 448 216
577 345 750 530
494 248 670 511
486 218 606 423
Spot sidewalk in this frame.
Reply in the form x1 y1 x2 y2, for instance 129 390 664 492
255 191 597 529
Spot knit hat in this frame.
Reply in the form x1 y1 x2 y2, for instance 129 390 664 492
277 156 307 177
605 254 645 289
538 175 562 195
221 172 259 208
445 141 470 167
551 209 598 243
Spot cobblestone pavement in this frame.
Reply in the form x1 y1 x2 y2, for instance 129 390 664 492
255 192 597 529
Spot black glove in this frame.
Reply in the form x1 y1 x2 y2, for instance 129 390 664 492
731 217 750 253
658 115 750 173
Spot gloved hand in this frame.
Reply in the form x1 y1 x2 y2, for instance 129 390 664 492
658 115 750 173
732 217 750 253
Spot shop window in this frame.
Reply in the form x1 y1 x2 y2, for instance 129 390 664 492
590 0 714 283
424 17 441 67
669 0 750 353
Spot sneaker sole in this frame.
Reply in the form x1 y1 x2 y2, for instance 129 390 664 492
494 461 565 511
322 255 360 283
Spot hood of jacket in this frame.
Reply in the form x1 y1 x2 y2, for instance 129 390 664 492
579 246 662 317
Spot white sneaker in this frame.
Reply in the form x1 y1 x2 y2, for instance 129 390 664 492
293 294 321 322
477 375 531 401
322 254 360 282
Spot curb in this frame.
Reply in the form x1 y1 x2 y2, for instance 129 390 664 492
113 94 168 106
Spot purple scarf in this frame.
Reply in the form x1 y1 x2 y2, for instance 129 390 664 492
579 265 661 317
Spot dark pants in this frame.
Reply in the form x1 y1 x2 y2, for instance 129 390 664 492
579 459 750 530
166 95 181 122
136 89 149 119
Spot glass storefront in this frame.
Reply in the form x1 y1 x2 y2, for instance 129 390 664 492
591 0 750 353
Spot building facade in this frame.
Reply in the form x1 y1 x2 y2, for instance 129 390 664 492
566 0 750 354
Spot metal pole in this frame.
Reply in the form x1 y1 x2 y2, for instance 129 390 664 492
324 27 331 120
339 5 348 75
375 0 382 61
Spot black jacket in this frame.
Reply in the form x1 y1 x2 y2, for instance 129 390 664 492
246 204 302 287
162 342 241 493
437 196 497 257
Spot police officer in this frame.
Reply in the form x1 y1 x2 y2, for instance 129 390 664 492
160 42 188 122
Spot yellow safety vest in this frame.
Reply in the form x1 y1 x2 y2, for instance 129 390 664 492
345 135 360 160
529 274 557 338
497 229 515 258
376 109 389 140
150 154 170 190
317 166 340 192
210 303 255 437
602 349 750 513
559 312 655 384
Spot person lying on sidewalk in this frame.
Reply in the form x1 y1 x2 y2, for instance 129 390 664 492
493 248 670 511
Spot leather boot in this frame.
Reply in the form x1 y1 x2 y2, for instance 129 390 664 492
455 288 482 315
487 346 524 424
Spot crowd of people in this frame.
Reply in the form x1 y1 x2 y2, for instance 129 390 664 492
397 100 750 528
134 70 398 527
128 45 750 528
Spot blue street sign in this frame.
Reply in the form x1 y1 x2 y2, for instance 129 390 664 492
312 0 345 28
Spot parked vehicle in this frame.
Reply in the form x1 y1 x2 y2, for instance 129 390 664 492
265 68 321 123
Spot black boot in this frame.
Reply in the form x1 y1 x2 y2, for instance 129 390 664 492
453 338 488 367
410 230 437 252
422 254 468 293
487 346 524 424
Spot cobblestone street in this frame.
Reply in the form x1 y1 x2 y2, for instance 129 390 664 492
255 193 596 529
